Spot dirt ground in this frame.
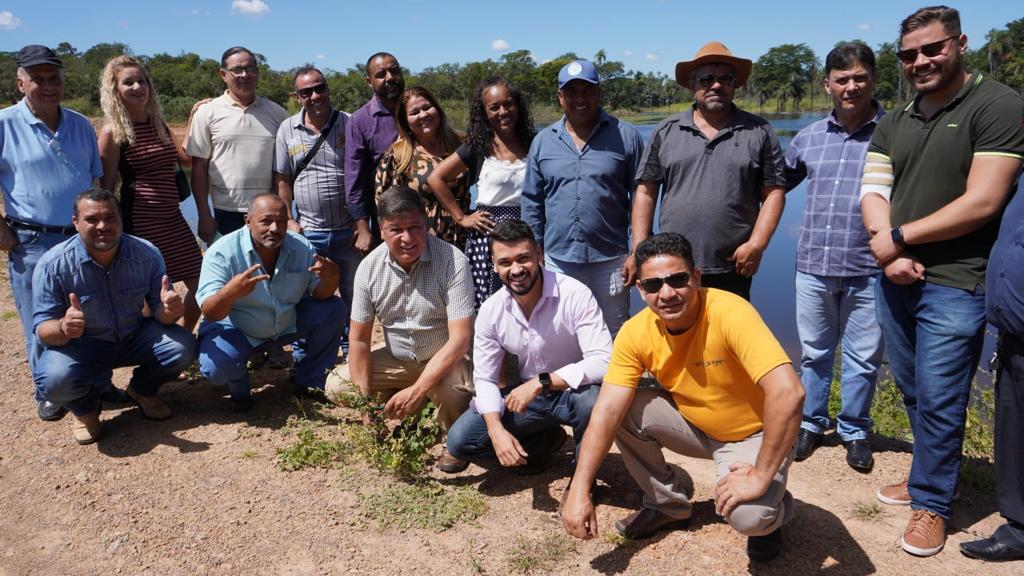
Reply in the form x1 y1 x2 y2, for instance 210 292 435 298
0 252 1017 576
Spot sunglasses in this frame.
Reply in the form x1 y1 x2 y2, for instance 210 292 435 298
639 271 691 293
896 35 958 63
694 73 736 88
296 83 328 98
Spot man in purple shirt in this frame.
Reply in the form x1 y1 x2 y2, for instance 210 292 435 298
446 219 612 474
344 52 405 253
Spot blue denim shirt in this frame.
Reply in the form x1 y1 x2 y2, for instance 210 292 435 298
785 104 884 277
522 109 644 263
196 228 319 346
987 179 1024 338
32 234 165 343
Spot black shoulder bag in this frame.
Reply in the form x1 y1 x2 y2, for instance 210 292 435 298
293 110 340 181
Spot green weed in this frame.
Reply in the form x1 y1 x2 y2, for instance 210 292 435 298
850 500 885 522
1 310 18 321
359 481 486 532
504 533 576 574
275 427 347 471
239 448 258 459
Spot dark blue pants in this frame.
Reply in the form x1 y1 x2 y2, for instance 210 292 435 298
994 331 1024 546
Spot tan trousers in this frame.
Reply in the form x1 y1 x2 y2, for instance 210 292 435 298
615 388 795 537
326 346 473 432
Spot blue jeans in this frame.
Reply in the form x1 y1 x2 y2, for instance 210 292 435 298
7 226 76 401
446 383 600 467
545 255 629 337
36 318 197 416
795 271 883 441
197 296 343 401
303 229 360 350
876 276 986 518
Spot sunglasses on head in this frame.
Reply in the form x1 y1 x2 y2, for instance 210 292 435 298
639 271 691 293
896 35 958 63
694 73 736 88
296 83 328 98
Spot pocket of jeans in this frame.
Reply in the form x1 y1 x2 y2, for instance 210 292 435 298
12 228 40 250
609 266 625 296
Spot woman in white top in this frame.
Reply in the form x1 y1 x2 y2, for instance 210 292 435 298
429 76 536 307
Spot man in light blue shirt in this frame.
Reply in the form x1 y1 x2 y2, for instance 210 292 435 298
521 60 645 336
33 189 196 445
196 193 343 410
0 45 103 421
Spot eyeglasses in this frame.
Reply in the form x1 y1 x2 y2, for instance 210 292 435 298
296 83 328 98
694 73 736 88
897 35 958 63
224 65 259 77
639 271 691 293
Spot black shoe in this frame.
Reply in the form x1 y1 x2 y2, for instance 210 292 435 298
229 396 254 413
37 399 67 422
292 386 328 403
961 535 1024 562
844 439 874 472
794 429 822 461
614 508 690 540
747 528 783 562
99 386 131 407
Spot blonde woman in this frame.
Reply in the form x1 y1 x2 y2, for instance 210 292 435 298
374 86 469 249
98 55 203 331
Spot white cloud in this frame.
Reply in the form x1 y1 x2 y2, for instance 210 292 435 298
231 0 270 17
624 49 633 57
0 11 23 30
192 8 211 16
857 23 871 31
315 53 325 60
491 38 510 51
644 53 658 62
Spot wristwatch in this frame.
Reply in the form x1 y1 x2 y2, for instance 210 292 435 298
891 226 907 248
539 372 552 395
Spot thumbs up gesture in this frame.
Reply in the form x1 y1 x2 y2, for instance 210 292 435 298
61 292 86 339
159 275 184 322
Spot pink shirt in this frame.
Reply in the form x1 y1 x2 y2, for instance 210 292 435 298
472 269 612 414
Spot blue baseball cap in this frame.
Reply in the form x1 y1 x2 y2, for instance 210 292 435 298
557 60 599 89
16 45 62 69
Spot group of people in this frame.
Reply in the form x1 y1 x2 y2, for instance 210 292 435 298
2 3 1023 565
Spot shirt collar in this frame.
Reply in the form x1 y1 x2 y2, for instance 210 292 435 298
907 72 982 116
385 234 434 273
502 268 561 317
369 94 393 117
223 90 260 110
292 107 336 131
71 234 127 267
825 100 885 133
680 104 747 131
17 97 65 130
552 108 611 138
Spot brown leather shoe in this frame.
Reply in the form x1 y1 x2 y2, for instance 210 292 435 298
71 411 102 445
126 386 172 420
901 509 946 557
877 480 911 505
437 448 469 473
614 507 690 540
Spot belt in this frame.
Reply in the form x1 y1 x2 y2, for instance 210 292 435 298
4 217 75 235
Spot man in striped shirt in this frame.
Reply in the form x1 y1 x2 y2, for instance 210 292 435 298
784 43 884 473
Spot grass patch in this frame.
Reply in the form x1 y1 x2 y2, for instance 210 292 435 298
275 427 348 471
850 500 885 522
505 533 576 574
870 379 913 441
359 481 486 532
1 310 18 321
602 530 630 547
239 448 258 459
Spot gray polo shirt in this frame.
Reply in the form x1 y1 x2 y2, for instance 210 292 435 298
274 108 353 232
351 234 474 362
637 107 786 274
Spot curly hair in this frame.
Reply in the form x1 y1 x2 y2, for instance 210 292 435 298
466 76 536 157
388 86 462 175
99 55 169 146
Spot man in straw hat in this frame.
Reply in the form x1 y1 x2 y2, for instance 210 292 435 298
627 42 786 301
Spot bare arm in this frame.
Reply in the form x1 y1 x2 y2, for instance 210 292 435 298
274 173 302 233
347 319 374 395
97 125 120 192
384 316 474 419
714 363 803 518
309 255 340 300
427 153 493 232
562 383 638 540
624 180 659 285
191 157 217 245
731 186 785 277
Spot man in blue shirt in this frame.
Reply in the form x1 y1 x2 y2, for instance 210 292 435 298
197 193 343 410
522 60 645 336
33 189 197 445
0 45 103 422
784 43 885 472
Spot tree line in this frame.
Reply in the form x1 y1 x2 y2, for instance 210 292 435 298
1 17 1020 123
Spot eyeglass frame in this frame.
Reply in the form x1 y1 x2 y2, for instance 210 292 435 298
223 65 260 77
692 73 736 88
296 83 328 99
896 34 959 64
638 271 692 293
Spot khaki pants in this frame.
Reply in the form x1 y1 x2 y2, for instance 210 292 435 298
615 388 795 537
326 346 473 431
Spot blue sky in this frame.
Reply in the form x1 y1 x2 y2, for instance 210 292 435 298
1 1 1020 76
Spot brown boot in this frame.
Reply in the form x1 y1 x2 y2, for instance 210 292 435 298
71 411 101 445
126 386 172 420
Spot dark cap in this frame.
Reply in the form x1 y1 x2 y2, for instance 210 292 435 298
17 45 63 69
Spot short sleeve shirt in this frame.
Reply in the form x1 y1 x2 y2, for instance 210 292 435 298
868 74 1024 290
637 107 786 274
604 288 792 442
274 108 353 231
0 100 102 226
196 228 320 346
187 92 289 212
351 234 474 362
32 234 165 343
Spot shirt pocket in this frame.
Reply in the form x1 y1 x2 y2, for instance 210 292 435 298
117 283 150 318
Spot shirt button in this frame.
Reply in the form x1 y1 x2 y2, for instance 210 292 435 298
834 180 840 184
576 176 582 181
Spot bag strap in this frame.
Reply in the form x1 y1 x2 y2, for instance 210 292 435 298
293 109 339 181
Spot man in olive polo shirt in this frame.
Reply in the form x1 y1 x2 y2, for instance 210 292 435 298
860 6 1024 557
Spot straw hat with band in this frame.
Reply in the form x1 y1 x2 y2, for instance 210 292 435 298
675 41 752 89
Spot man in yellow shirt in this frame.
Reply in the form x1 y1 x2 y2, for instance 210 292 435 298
560 232 804 562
